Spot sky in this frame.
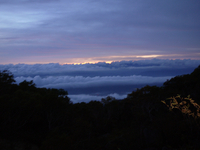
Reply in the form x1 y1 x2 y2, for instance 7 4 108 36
1 1 200 103
0 0 200 64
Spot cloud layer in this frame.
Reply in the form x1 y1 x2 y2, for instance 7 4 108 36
1 59 200 77
1 59 199 103
14 75 172 89
0 0 200 64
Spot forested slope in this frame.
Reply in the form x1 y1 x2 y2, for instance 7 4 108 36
0 66 200 150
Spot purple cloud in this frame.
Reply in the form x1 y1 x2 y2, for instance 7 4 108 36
0 0 200 64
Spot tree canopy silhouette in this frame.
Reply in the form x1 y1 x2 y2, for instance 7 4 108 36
0 65 200 149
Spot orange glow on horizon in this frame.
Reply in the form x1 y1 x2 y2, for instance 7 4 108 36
63 61 113 65
3 53 199 65
61 55 163 65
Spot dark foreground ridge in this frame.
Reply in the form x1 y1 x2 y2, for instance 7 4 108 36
0 65 200 150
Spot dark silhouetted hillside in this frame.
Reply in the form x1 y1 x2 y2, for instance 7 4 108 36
0 66 200 149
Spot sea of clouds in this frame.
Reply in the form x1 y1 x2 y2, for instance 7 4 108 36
1 59 200 103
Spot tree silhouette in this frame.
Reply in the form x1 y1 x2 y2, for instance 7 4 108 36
1 65 200 149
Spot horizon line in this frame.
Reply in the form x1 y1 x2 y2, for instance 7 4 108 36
1 58 200 66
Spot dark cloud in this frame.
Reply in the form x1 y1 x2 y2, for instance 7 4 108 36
0 59 199 77
0 0 200 64
1 0 200 102
14 75 172 89
1 59 199 103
